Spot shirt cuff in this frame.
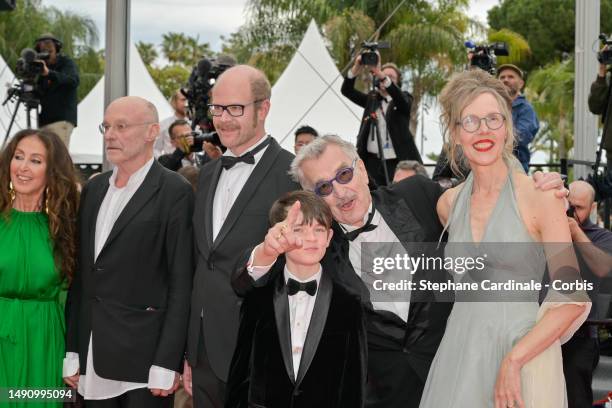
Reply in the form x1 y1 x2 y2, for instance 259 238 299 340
247 244 275 281
63 352 80 377
148 365 176 390
347 70 356 80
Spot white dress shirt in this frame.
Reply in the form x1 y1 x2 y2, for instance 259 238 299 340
212 135 270 241
284 266 321 378
340 204 410 321
63 157 175 399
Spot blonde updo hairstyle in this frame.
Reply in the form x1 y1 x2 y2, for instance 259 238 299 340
438 69 516 178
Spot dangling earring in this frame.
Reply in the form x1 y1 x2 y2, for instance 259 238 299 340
44 187 50 215
9 181 15 203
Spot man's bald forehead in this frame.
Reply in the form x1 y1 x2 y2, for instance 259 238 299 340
107 96 159 122
570 180 596 203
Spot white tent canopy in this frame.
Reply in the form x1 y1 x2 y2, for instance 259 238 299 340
268 20 362 153
0 53 28 141
69 42 173 163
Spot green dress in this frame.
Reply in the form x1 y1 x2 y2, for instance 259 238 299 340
0 209 65 407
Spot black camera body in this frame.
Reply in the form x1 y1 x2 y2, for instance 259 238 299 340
191 130 223 153
598 34 612 65
359 41 390 66
15 48 49 83
465 41 509 75
181 57 233 131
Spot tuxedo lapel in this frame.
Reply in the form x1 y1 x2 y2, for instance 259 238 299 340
373 192 425 244
203 159 223 250
273 275 295 383
87 173 111 263
212 138 281 249
295 270 331 386
99 162 161 256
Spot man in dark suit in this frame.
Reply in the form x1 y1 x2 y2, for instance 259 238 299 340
226 191 366 408
184 65 299 407
341 57 422 186
245 135 449 407
63 96 194 407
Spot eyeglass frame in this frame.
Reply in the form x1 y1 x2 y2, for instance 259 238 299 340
312 159 358 197
207 99 266 117
455 112 506 133
98 121 157 135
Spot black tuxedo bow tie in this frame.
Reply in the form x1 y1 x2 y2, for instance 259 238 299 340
343 209 377 241
286 278 318 296
220 137 271 169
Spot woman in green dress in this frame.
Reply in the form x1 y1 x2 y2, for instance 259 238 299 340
0 129 79 407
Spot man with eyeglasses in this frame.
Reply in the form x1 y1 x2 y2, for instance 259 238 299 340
244 134 568 408
183 65 299 407
64 96 194 407
562 180 612 408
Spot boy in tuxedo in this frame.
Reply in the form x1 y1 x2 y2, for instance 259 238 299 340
225 191 367 408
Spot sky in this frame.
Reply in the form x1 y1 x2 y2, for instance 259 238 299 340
41 0 501 52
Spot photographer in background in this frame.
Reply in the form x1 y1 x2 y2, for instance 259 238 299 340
35 33 79 147
497 64 539 172
341 52 421 186
588 43 612 170
155 90 189 158
158 119 222 171
563 181 612 408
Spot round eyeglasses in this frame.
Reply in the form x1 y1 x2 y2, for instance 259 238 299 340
456 113 505 133
313 159 357 197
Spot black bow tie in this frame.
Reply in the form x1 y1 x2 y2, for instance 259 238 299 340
220 137 271 170
343 209 377 241
286 278 318 296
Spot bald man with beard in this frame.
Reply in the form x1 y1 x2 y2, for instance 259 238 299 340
184 65 299 407
562 180 612 408
64 96 194 407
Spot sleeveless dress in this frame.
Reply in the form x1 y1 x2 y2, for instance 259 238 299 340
419 170 589 408
0 209 65 408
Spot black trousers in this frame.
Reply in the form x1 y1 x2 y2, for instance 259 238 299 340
562 335 599 408
366 350 424 408
364 153 398 187
84 387 174 408
192 324 226 408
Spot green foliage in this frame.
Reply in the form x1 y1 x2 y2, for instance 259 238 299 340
148 64 190 99
488 0 612 70
161 32 214 68
0 0 100 102
136 41 158 66
526 59 575 161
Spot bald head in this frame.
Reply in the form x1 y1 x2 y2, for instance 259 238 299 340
569 180 597 224
570 181 596 205
214 65 271 102
107 96 159 122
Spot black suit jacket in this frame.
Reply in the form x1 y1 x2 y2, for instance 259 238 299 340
341 76 422 163
226 261 367 408
328 175 452 407
65 160 195 382
187 137 300 382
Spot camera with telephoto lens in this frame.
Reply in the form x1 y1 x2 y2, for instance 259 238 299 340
181 56 235 129
176 130 223 153
359 41 390 66
597 34 612 65
465 41 509 75
15 48 49 83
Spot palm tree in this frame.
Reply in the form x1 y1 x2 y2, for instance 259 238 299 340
526 59 574 161
136 41 158 67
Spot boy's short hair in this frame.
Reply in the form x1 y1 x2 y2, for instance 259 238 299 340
269 191 333 229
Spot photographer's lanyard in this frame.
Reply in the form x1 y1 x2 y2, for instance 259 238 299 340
367 98 397 159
